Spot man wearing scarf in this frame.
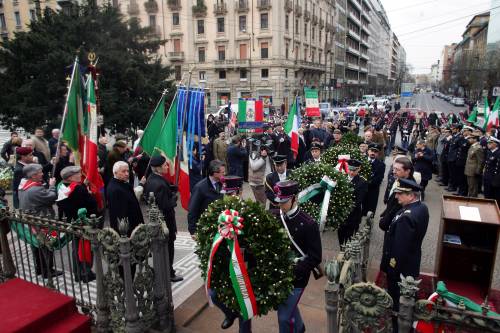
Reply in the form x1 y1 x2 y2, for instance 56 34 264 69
18 163 62 278
56 166 98 282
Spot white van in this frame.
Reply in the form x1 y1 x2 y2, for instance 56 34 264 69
207 104 239 120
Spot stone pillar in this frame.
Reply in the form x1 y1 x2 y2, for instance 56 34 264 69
0 211 15 280
397 275 421 333
325 259 340 333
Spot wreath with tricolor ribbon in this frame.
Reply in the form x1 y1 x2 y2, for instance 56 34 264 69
196 196 295 317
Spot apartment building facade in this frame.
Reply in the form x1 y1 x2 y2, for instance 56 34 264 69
0 0 58 41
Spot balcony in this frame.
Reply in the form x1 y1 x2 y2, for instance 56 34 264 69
347 79 359 85
312 15 318 25
144 0 158 13
349 0 361 11
236 0 249 12
347 46 360 56
285 0 292 12
127 2 139 15
235 59 250 67
348 11 361 26
295 5 302 16
319 18 325 29
304 10 311 21
361 24 370 34
167 0 181 11
361 10 371 22
214 59 236 69
169 52 185 61
192 2 207 17
360 53 369 61
347 28 360 41
257 0 271 10
359 66 368 73
213 2 227 15
347 62 359 70
360 38 369 47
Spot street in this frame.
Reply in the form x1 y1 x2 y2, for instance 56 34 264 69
404 93 469 115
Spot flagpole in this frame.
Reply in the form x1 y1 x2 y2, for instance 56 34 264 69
52 57 79 177
175 66 194 187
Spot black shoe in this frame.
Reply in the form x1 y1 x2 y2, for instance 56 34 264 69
221 316 236 330
43 270 63 278
75 272 96 283
171 275 184 283
446 187 456 192
453 192 462 196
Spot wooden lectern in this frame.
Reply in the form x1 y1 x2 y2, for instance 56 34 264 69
437 196 500 299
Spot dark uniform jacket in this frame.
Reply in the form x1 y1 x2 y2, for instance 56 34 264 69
272 132 292 162
107 177 144 236
484 148 500 187
271 208 322 288
265 170 290 207
144 173 178 236
380 175 416 231
455 138 471 167
187 177 222 235
364 158 386 215
380 201 429 277
345 175 368 228
57 183 98 222
447 134 462 162
413 147 434 181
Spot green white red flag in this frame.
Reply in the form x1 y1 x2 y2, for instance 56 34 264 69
485 96 500 132
83 76 104 209
237 99 264 130
304 88 320 117
139 94 166 155
61 58 85 165
284 97 300 158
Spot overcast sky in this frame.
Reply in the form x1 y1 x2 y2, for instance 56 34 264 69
381 0 492 74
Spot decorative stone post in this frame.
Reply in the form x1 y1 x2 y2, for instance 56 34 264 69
118 218 143 333
398 275 421 333
147 196 170 331
325 259 340 333
86 215 109 333
0 208 15 280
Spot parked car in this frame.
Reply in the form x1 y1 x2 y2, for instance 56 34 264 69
362 95 376 103
451 97 465 106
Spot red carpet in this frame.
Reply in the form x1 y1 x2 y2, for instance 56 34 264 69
0 278 91 333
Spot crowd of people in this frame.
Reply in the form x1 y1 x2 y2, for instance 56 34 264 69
2 99 500 332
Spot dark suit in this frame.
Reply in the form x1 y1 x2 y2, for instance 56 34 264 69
265 171 289 208
413 147 434 197
379 175 416 232
380 201 429 311
187 177 222 235
338 175 368 245
446 133 462 190
144 173 178 276
483 148 500 206
454 138 470 195
227 144 247 178
272 133 292 163
363 158 385 216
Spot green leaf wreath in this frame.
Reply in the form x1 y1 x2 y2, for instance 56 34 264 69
340 131 364 146
322 145 372 181
290 163 354 230
196 196 295 316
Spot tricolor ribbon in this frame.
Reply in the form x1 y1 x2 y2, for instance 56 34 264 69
335 154 351 174
205 209 258 321
298 175 337 232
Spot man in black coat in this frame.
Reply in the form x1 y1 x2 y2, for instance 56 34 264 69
363 144 386 216
446 124 462 192
56 166 98 282
265 155 290 209
380 178 429 315
187 160 225 238
272 123 293 163
143 155 183 282
338 159 368 245
483 137 500 206
412 140 434 199
107 161 144 236
453 126 472 196
12 147 34 209
227 135 247 178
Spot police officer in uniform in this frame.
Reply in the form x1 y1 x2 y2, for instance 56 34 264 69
464 133 485 198
453 126 473 196
483 136 500 206
271 180 322 333
338 159 368 245
380 179 429 330
446 124 462 192
363 144 386 216
265 155 290 208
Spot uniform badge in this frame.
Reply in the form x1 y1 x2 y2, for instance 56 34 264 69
390 258 397 268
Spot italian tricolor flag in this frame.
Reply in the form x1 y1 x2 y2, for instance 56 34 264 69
304 88 320 117
154 93 190 210
284 97 300 159
237 99 264 130
485 96 500 132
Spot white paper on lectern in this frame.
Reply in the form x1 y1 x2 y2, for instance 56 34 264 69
458 206 481 222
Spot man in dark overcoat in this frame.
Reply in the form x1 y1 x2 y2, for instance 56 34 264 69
265 155 290 209
412 140 434 200
143 155 183 282
363 144 386 216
